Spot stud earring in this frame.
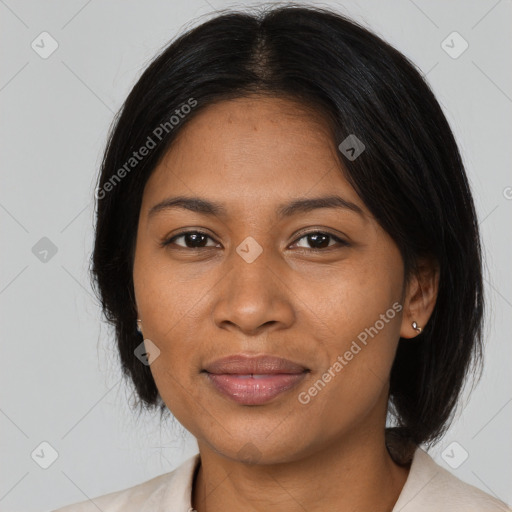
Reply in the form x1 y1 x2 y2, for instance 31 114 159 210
136 319 143 334
412 321 422 333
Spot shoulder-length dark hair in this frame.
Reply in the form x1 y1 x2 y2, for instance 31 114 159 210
91 3 484 446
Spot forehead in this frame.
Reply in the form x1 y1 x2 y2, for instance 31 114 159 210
143 96 365 214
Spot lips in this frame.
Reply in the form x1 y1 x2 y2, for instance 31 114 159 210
202 354 309 405
203 354 308 375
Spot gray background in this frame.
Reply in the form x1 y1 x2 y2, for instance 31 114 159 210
1 0 511 510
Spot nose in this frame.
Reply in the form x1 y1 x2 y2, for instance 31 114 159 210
211 247 295 336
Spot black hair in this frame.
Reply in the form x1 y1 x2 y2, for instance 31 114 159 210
91 2 484 446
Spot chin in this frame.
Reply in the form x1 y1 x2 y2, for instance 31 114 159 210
198 425 317 466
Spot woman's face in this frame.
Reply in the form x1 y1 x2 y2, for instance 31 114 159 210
133 96 410 464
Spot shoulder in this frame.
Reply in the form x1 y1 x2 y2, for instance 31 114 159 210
393 447 511 512
49 453 200 512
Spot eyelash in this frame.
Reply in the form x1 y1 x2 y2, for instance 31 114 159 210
160 230 349 252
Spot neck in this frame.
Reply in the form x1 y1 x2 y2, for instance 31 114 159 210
192 426 412 512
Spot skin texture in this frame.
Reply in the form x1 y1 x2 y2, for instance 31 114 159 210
132 96 439 512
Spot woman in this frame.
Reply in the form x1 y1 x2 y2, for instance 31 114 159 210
52 3 511 511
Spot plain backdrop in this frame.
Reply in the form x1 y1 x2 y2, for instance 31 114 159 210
1 0 511 510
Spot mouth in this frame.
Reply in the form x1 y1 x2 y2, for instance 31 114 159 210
202 354 310 405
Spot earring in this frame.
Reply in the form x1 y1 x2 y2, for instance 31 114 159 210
136 319 143 334
412 321 422 333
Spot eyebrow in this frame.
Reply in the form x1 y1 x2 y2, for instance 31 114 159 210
147 194 365 220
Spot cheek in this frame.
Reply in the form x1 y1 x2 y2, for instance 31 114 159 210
135 274 205 375
294 302 402 444
132 251 205 404
133 239 208 341
299 248 403 407
308 246 403 344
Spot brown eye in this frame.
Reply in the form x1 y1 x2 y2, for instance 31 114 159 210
292 231 348 251
162 231 219 249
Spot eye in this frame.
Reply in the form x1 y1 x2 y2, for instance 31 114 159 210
161 229 349 251
161 230 219 249
291 231 349 251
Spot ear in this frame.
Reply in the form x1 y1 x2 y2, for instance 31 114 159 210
400 257 439 339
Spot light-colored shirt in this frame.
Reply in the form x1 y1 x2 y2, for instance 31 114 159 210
50 448 510 511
